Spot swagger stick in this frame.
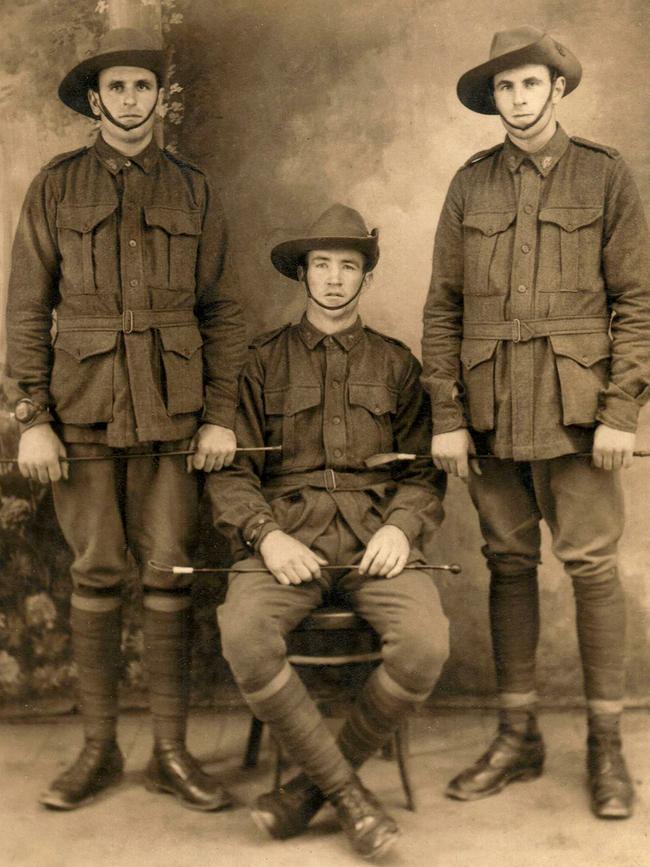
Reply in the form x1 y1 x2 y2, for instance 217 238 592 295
364 450 650 468
149 560 462 575
0 446 282 465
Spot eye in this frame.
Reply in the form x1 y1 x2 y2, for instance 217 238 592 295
137 81 153 91
109 83 124 92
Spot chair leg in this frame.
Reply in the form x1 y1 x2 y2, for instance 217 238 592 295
394 720 416 812
242 716 264 769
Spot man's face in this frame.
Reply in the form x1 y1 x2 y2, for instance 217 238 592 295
493 64 564 136
301 248 368 313
89 66 161 143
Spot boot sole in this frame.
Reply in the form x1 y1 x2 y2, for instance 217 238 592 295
144 776 233 812
39 769 124 811
446 763 544 801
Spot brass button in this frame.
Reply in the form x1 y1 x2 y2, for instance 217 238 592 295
129 279 138 287
332 416 341 425
124 160 132 167
524 205 533 215
332 380 341 388
521 244 531 254
128 239 137 247
517 284 527 294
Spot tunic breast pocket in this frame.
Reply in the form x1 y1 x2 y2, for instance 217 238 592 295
264 385 322 468
348 383 397 455
56 203 118 295
144 206 202 291
537 207 603 292
462 211 516 296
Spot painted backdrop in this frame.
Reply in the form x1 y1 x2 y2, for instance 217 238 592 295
1 0 649 708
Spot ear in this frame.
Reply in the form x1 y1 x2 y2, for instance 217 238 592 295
87 88 101 117
296 264 305 281
552 75 566 104
155 85 165 115
362 271 374 291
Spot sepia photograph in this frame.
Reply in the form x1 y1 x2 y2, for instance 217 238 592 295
0 1 648 865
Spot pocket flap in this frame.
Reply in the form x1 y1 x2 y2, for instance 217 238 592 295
264 385 321 416
54 331 117 361
56 203 117 233
463 211 516 236
549 332 611 367
538 207 602 232
159 325 204 359
461 338 499 370
348 383 397 415
144 206 202 236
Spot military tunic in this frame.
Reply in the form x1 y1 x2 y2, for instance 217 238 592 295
209 315 449 696
422 126 650 461
4 135 247 591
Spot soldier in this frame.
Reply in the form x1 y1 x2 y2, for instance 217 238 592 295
4 29 246 810
208 204 449 858
421 26 650 818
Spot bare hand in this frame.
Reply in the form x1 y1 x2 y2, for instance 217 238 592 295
592 424 635 470
187 424 236 473
431 429 480 480
259 530 327 586
18 424 68 484
358 525 410 578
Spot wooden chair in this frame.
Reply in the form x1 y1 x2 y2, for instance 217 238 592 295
242 604 416 811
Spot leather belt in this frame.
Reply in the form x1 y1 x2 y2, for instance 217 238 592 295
57 309 197 334
264 468 391 494
463 316 610 344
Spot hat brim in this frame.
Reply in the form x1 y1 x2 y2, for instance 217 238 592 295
58 49 166 118
457 35 582 114
271 233 379 281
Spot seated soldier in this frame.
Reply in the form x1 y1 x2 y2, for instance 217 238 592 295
207 204 449 859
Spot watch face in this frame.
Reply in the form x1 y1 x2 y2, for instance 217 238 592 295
14 401 35 423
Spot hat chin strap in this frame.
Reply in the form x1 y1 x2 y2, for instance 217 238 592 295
303 275 366 311
94 91 159 132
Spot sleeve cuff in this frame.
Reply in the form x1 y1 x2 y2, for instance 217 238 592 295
383 510 421 547
242 515 280 553
596 383 641 433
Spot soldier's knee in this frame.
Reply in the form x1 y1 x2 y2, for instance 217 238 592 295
217 600 275 668
389 613 449 693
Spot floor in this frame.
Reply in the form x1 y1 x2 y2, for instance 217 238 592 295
1 708 648 867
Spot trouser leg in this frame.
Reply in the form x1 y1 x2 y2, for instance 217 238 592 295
469 460 542 710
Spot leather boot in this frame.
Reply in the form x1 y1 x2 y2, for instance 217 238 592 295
144 739 232 811
446 712 544 800
39 739 124 810
587 717 634 819
329 774 400 859
252 773 324 839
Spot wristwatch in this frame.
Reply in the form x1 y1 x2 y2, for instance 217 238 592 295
13 398 48 424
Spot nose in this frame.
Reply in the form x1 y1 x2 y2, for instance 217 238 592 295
512 84 527 105
123 87 137 106
327 266 343 284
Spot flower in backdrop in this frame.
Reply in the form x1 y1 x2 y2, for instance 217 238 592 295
0 650 22 688
24 593 58 630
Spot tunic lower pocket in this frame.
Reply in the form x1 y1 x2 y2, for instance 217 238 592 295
550 332 611 425
159 324 204 415
50 331 117 423
460 338 499 431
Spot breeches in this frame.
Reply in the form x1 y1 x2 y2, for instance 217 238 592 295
52 441 200 593
218 514 449 696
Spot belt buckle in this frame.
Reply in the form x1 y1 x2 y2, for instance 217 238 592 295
324 468 337 492
512 318 521 343
123 310 134 334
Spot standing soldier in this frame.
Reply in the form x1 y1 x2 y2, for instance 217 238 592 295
422 26 650 818
4 28 246 810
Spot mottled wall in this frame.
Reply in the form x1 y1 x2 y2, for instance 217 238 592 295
1 0 649 705
172 0 650 702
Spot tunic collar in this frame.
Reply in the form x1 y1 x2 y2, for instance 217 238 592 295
93 134 159 175
298 314 364 352
503 124 570 177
